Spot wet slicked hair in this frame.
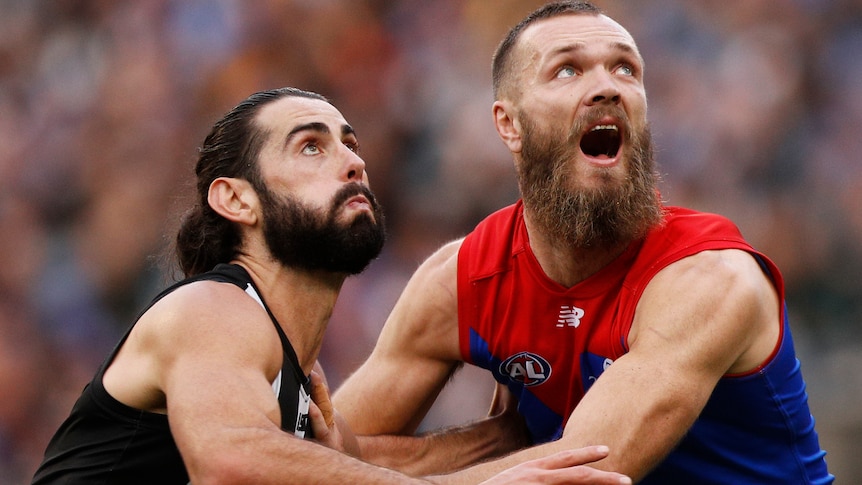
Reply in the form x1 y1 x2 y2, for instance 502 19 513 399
492 1 603 100
174 87 330 277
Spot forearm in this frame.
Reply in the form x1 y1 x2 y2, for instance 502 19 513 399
433 438 563 484
444 385 701 482
357 414 531 477
184 426 433 485
428 385 700 484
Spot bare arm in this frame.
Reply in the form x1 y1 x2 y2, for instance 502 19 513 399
351 383 532 476
334 240 530 475
335 240 464 436
104 281 430 485
103 277 628 485
443 249 781 483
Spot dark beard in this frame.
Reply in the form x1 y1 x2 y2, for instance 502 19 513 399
517 106 663 248
256 183 386 275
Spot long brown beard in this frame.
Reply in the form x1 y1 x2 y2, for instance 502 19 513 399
517 106 663 248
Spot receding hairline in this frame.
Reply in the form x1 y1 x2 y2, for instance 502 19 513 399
492 3 608 101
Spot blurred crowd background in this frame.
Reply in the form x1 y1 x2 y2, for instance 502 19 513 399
0 0 860 482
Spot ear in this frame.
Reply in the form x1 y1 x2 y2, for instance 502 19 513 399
493 100 522 154
207 177 259 226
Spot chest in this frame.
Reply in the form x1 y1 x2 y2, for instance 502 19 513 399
470 271 632 404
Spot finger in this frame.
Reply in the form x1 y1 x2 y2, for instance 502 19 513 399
307 399 331 439
479 447 629 485
541 448 632 485
309 370 335 427
534 446 611 469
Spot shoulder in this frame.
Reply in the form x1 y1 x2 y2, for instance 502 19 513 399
632 248 780 374
424 237 463 268
644 209 775 308
138 279 281 368
399 238 462 318
377 238 464 362
627 207 757 291
104 278 282 412
150 279 266 331
649 249 766 294
640 248 776 321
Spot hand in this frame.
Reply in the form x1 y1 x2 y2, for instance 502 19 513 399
478 446 631 485
309 369 335 429
308 366 360 456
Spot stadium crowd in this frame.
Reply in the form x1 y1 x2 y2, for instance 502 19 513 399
0 0 859 482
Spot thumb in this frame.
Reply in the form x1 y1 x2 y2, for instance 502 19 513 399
310 370 335 427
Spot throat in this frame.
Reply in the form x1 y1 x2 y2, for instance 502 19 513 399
546 247 625 288
526 220 629 287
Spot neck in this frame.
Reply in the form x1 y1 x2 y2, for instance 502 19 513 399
523 210 629 288
234 257 346 375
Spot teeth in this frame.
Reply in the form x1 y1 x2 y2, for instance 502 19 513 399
590 124 619 132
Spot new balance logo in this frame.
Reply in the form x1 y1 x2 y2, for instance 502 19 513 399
557 305 585 328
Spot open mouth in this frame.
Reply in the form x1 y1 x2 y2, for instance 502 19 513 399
580 124 622 158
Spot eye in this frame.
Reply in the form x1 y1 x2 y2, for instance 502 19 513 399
615 64 635 77
556 65 577 79
344 140 360 153
301 143 321 155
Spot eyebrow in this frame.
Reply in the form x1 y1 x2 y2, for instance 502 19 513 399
284 122 356 147
549 41 641 61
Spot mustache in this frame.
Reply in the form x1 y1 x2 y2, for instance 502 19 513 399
330 183 380 213
570 104 631 141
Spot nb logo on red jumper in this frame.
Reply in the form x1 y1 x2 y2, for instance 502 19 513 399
557 305 585 328
500 352 552 387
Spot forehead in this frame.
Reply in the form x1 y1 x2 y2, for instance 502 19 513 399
255 96 349 139
518 13 641 64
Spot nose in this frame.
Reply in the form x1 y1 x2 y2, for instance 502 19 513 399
584 70 621 106
343 146 366 182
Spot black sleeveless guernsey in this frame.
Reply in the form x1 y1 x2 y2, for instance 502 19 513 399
32 264 312 484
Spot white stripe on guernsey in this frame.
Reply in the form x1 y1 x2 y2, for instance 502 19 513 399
295 385 311 439
244 283 264 307
244 283 282 398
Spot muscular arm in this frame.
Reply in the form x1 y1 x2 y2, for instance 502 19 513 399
334 240 530 475
102 277 629 485
103 281 429 485
336 240 463 434
444 249 782 483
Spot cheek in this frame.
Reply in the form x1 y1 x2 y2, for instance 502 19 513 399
289 183 331 208
627 89 648 122
521 91 573 119
539 100 576 124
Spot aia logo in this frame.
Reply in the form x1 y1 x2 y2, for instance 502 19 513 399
500 352 552 387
